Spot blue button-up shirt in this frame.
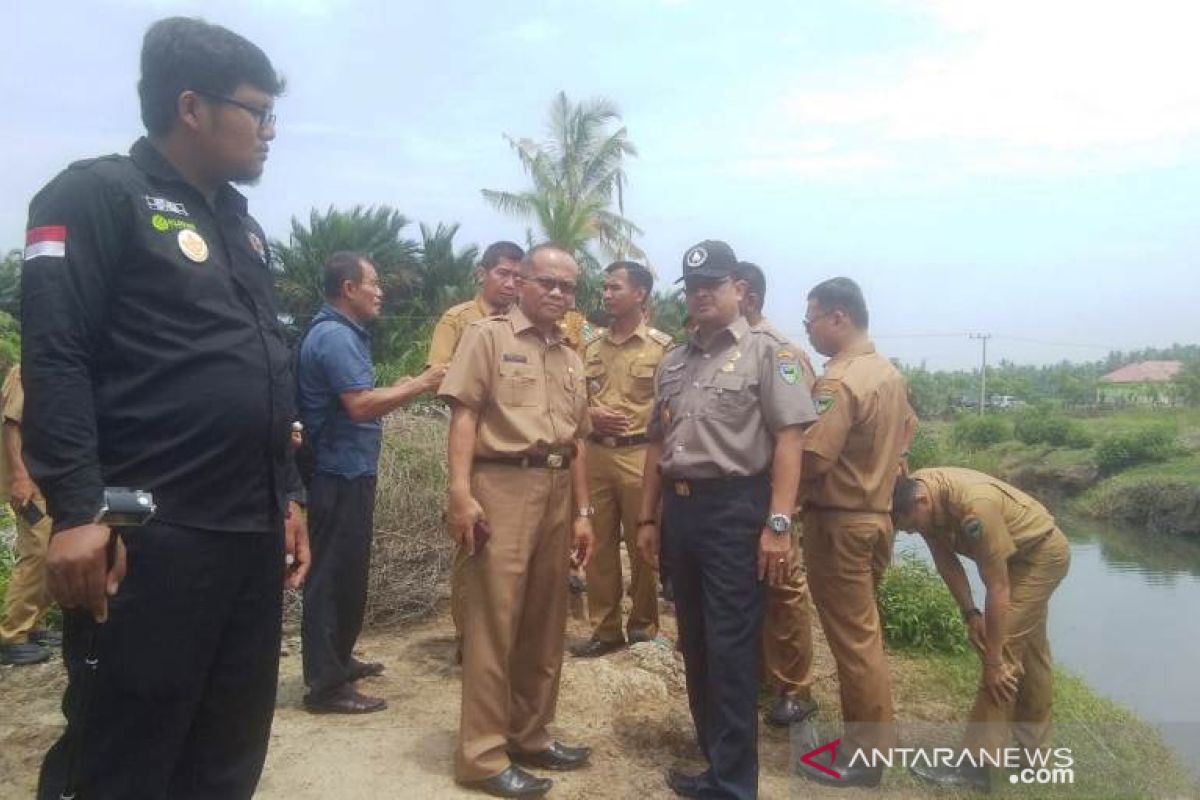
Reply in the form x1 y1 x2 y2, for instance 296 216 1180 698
297 304 382 478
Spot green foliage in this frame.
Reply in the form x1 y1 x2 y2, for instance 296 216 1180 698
1177 360 1200 407
952 413 1011 450
877 553 968 654
0 249 20 320
0 311 20 372
1096 426 1179 474
270 206 477 372
483 92 643 315
906 426 940 471
1012 409 1093 448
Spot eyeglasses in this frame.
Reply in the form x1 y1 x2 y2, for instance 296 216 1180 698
195 90 277 130
803 311 836 330
523 276 577 296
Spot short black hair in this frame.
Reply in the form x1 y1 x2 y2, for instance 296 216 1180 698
734 261 767 305
323 251 371 299
139 17 285 137
892 476 919 517
605 260 654 298
808 277 869 328
479 241 525 271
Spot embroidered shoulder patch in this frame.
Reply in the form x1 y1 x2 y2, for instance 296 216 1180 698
815 394 835 414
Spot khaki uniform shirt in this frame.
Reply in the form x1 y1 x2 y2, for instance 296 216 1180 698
0 365 22 503
427 295 495 367
802 340 912 512
583 322 674 437
914 467 1058 566
438 307 591 457
649 316 817 478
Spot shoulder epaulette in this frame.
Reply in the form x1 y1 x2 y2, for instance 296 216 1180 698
647 328 675 348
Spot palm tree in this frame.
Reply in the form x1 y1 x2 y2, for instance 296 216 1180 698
271 205 422 336
414 222 479 314
482 92 644 311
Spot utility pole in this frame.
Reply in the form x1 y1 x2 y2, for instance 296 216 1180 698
969 333 992 415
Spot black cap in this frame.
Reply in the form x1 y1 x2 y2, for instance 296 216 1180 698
677 240 738 283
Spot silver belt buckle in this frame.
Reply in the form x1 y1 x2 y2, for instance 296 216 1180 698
601 436 617 447
546 453 565 469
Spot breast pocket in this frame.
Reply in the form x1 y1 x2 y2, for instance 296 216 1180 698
498 364 538 407
585 359 606 397
707 373 756 416
630 362 658 399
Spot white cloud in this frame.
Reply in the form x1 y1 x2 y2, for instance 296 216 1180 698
774 0 1200 174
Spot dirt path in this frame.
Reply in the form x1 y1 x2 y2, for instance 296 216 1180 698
3 601 909 799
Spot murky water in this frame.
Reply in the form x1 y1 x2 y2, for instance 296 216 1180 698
894 512 1200 776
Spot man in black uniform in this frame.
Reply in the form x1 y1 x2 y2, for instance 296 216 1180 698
21 18 308 800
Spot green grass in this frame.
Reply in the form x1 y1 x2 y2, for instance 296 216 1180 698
880 653 1199 798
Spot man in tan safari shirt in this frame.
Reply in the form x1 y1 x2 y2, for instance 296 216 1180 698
439 243 596 798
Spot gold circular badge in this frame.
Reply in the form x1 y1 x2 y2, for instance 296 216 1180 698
178 229 209 263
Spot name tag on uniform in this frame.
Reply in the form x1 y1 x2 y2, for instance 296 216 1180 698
502 353 528 364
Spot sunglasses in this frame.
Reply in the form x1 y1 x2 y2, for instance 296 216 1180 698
522 275 578 296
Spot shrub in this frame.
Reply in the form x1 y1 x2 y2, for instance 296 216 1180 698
1012 409 1093 448
877 553 969 654
906 427 940 471
285 410 453 628
1095 427 1178 474
952 414 1010 451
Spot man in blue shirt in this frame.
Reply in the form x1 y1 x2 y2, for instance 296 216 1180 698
298 251 445 713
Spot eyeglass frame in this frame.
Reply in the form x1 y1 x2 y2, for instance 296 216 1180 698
193 89 277 130
521 275 578 296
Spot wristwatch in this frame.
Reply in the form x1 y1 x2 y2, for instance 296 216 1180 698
766 513 791 535
576 506 596 519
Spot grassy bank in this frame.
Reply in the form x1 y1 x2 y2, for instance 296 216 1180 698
913 408 1200 537
876 554 1198 797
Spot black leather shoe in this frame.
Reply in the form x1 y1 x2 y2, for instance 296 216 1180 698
508 741 591 771
911 762 990 792
665 767 710 797
569 637 625 658
797 757 883 788
460 766 552 798
0 642 50 666
764 695 818 727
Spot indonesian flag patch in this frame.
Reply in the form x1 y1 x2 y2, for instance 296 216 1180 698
25 226 67 260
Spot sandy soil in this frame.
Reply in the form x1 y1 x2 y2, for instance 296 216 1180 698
2 594 918 799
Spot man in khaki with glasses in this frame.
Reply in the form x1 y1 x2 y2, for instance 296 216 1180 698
427 240 524 662
440 243 596 799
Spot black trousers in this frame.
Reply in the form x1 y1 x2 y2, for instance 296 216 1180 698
38 522 284 800
301 473 376 695
662 476 770 800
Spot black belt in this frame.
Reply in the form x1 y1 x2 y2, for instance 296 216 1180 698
589 432 650 448
666 473 768 496
475 452 574 470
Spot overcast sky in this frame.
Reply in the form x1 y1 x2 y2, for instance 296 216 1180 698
3 0 1198 369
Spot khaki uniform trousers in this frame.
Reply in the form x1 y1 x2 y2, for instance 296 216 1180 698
0 498 53 645
803 509 897 752
583 443 658 643
450 546 468 641
457 464 573 782
761 532 815 699
964 529 1070 756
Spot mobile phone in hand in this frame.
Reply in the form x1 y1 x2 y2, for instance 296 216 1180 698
472 519 491 551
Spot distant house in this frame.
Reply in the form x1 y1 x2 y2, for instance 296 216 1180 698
1097 361 1183 406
